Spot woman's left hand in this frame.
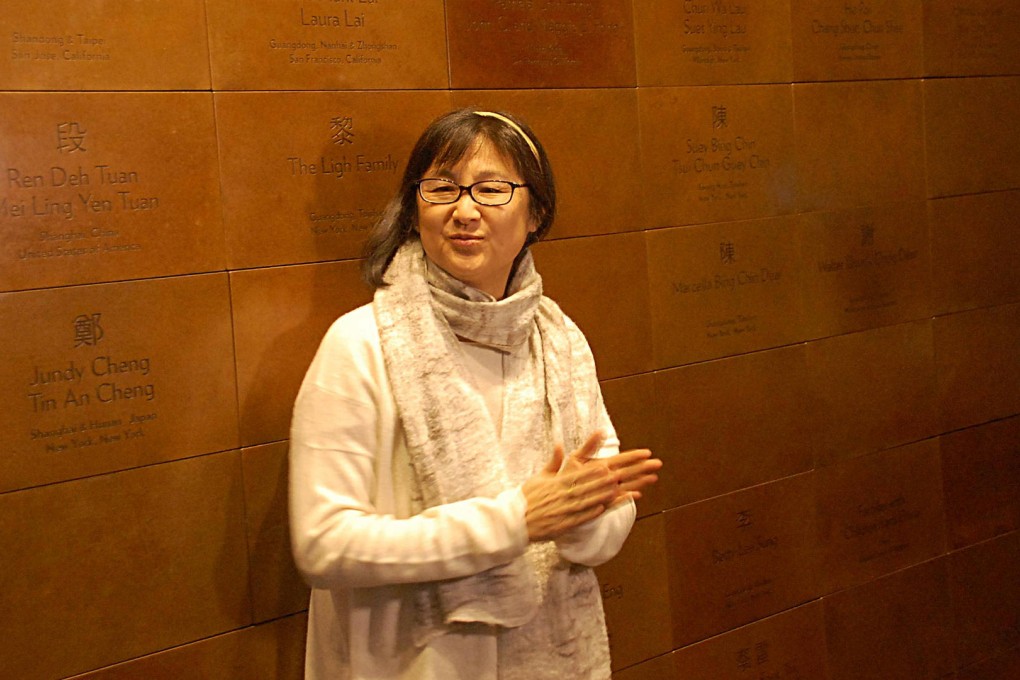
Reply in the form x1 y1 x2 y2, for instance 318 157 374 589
604 448 661 502
560 437 662 505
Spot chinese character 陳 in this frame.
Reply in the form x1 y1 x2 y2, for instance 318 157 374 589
713 106 728 129
720 240 737 265
860 223 875 247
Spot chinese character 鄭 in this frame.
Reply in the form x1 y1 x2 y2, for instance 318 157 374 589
57 122 87 154
74 313 104 347
330 116 355 145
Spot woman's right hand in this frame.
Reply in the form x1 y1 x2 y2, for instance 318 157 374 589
521 432 620 542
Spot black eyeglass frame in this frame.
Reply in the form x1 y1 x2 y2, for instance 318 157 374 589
413 178 529 206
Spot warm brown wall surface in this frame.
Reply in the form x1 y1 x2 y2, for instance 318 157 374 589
1 1 1018 678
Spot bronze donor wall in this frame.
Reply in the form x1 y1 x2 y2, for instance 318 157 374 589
2 2 1019 678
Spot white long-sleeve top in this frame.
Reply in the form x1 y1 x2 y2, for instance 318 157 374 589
289 303 636 680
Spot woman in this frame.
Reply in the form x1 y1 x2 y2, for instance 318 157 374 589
289 109 661 679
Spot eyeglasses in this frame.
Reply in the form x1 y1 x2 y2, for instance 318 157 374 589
415 178 528 206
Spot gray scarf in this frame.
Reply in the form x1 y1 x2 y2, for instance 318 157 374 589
373 240 611 679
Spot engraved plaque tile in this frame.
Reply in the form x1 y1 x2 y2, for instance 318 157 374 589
640 85 796 228
823 558 955 680
217 91 451 270
595 514 673 671
931 190 1020 315
601 373 677 516
0 274 239 494
798 202 932 339
612 653 679 680
934 303 1020 432
450 89 641 238
672 602 831 680
243 442 310 623
816 439 947 595
956 645 1020 680
446 0 636 89
232 260 371 448
532 232 653 380
666 472 820 646
795 80 925 212
0 1 210 90
206 0 447 90
647 217 805 368
924 0 1020 77
655 345 815 506
949 532 1020 667
0 93 224 292
805 320 938 465
941 417 1020 550
925 76 1020 198
791 0 924 82
633 0 793 86
0 453 252 680
69 613 307 680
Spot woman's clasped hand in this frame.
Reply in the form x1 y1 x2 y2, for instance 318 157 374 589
523 431 662 541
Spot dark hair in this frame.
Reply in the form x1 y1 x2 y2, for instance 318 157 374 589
361 108 556 288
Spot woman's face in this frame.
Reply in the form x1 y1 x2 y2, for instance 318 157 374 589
415 137 537 299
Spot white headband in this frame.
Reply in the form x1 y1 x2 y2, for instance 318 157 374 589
474 111 541 165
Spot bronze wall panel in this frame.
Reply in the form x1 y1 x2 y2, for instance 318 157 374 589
956 645 1020 680
667 473 820 646
0 92 224 292
823 558 955 680
632 0 793 86
925 76 1020 198
450 89 641 238
655 345 815 506
924 0 1020 77
0 274 238 493
70 613 308 680
206 0 447 90
672 602 831 680
612 653 679 680
791 0 924 81
804 320 937 465
216 91 451 270
640 86 796 227
934 303 1020 432
595 514 673 671
533 232 653 380
941 417 1020 550
0 1 210 91
795 80 925 212
646 218 805 368
231 260 371 448
816 440 947 594
930 190 1020 315
600 373 676 516
949 532 1020 667
0 452 252 680
243 442 310 623
446 0 636 89
798 202 931 339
